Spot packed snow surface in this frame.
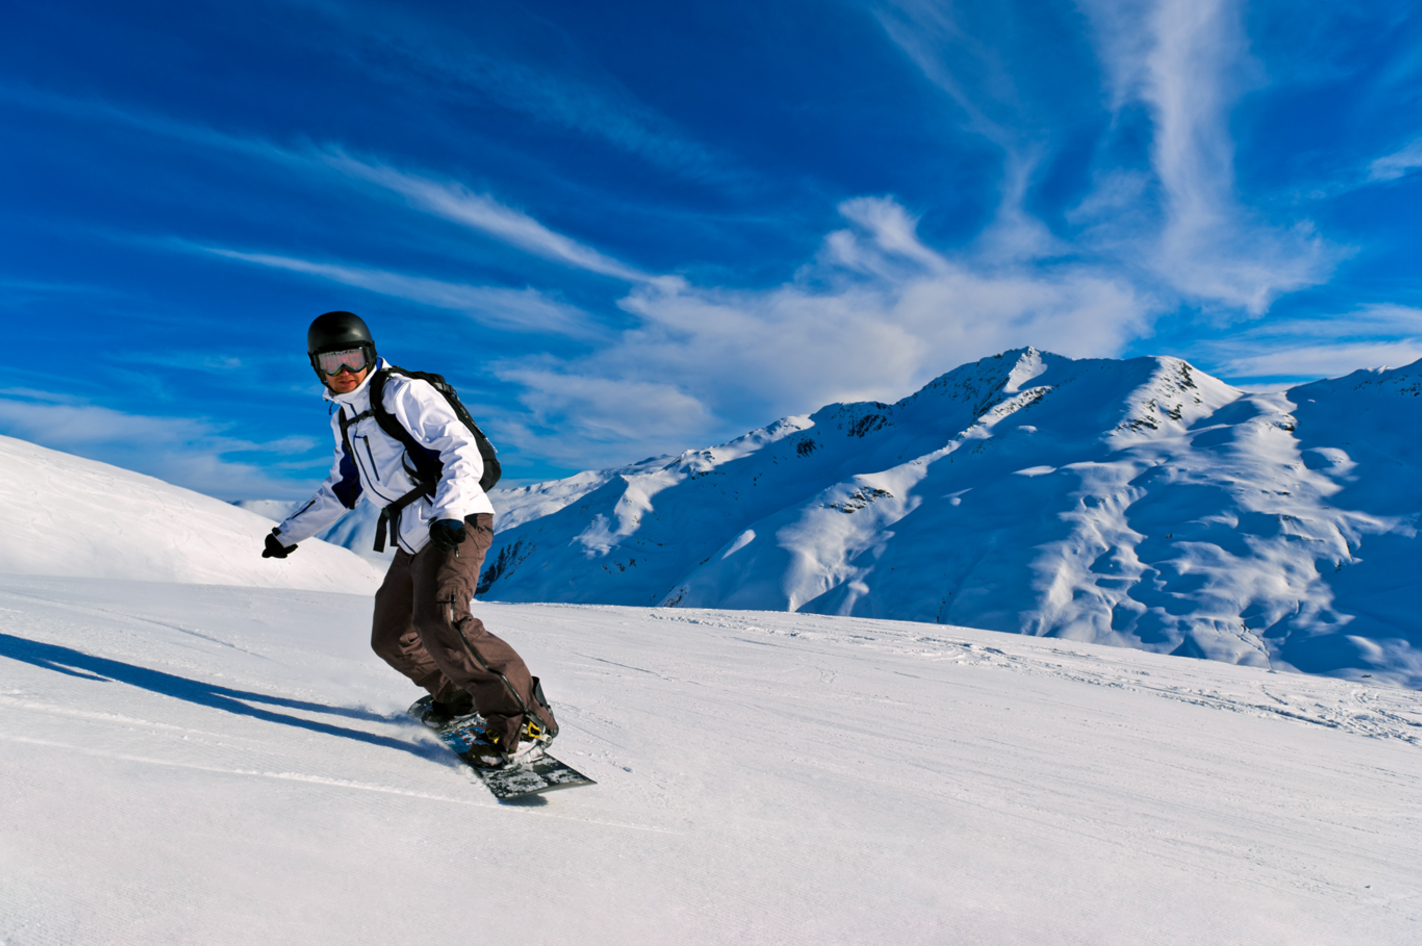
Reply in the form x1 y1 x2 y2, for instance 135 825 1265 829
0 435 380 593
462 349 1422 686
1 575 1418 945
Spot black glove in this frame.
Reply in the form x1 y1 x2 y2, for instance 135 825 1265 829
262 529 297 559
429 518 467 552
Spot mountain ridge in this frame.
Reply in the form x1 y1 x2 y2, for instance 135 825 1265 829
470 347 1422 686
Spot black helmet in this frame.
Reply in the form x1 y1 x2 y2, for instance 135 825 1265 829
308 310 375 353
307 310 377 378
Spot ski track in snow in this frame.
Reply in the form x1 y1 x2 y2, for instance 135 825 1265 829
2 575 1418 945
0 731 671 834
641 609 1422 747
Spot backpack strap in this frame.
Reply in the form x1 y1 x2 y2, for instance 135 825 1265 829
372 482 435 553
362 366 504 552
367 369 443 484
377 366 501 491
337 407 372 442
363 368 446 553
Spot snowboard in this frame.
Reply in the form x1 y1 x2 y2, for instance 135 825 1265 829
408 697 595 800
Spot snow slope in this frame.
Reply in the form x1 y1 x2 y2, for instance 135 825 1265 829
472 349 1422 686
0 434 380 593
1 575 1418 945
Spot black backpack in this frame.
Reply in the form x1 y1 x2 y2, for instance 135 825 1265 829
349 366 502 551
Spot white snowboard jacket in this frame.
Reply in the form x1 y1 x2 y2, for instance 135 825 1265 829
275 359 495 555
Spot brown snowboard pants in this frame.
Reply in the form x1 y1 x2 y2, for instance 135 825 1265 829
370 513 556 746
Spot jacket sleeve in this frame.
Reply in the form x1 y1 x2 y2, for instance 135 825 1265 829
383 376 491 521
274 417 363 544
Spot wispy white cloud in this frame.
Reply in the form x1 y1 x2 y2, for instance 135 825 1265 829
321 152 650 282
870 1 1070 272
3 22 741 194
1077 0 1336 313
276 0 741 188
0 275 126 297
192 244 602 338
0 82 300 167
1368 139 1422 182
0 86 650 285
1243 304 1422 340
492 368 715 467
622 197 1150 406
0 392 320 500
1199 304 1422 380
483 196 1155 464
393 43 737 189
1141 0 1332 311
875 1 1337 316
1216 342 1422 380
0 47 1377 477
871 1 1018 149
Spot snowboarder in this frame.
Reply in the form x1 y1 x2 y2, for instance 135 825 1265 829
261 310 557 767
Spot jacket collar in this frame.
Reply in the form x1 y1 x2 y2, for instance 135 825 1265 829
323 358 387 411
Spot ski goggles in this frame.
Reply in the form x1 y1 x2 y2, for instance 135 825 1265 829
312 347 371 377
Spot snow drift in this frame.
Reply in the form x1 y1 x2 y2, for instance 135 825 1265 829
470 349 1422 685
0 434 380 593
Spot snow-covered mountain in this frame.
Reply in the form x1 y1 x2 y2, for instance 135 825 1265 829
0 434 381 593
471 349 1422 686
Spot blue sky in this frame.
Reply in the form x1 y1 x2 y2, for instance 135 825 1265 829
2 0 1421 499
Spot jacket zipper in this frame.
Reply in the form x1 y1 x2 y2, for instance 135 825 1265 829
343 403 422 554
344 413 399 504
350 444 397 504
358 435 382 483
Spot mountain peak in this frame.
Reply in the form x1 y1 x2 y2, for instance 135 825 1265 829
462 349 1422 685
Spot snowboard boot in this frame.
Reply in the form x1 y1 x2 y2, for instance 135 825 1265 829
519 714 555 753
460 728 510 770
476 712 554 767
410 691 475 730
529 677 559 740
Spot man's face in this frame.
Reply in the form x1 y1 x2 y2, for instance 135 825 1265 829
325 364 369 395
314 346 372 394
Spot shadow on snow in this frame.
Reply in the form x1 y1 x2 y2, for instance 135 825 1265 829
0 632 443 761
